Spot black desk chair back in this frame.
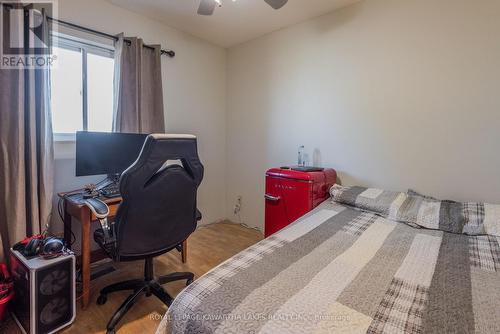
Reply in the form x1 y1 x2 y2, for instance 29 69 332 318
86 134 204 334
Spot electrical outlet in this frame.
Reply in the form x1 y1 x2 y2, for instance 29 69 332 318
233 196 242 215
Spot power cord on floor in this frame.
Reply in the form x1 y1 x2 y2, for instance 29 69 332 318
197 220 262 233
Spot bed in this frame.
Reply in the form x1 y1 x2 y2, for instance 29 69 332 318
158 185 500 334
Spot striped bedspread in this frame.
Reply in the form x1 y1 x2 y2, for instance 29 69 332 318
158 201 500 334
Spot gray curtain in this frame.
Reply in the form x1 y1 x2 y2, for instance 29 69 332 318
0 8 54 261
112 34 165 133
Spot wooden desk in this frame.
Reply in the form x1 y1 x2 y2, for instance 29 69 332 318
58 192 188 309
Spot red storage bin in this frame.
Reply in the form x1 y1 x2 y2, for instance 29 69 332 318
265 167 337 237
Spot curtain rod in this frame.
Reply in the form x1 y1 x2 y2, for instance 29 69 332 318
48 17 175 57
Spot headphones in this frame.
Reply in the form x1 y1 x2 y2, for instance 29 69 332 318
21 236 65 258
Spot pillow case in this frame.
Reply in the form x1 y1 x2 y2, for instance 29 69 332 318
330 184 500 237
407 189 440 201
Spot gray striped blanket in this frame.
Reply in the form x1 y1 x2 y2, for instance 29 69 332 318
159 196 500 333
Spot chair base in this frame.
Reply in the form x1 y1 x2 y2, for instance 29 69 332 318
97 257 194 333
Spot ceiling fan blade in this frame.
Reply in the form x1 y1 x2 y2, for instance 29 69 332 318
198 0 217 15
264 0 288 10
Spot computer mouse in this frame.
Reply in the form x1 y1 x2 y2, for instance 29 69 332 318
24 238 43 257
43 237 65 255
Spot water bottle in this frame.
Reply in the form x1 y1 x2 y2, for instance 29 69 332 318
298 145 305 167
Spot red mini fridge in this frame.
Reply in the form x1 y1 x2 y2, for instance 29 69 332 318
265 167 337 237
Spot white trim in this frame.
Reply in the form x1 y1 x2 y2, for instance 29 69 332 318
53 33 114 58
54 134 196 144
51 29 114 53
53 133 76 142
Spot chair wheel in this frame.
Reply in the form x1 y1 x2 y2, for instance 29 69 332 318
186 278 193 286
97 294 107 305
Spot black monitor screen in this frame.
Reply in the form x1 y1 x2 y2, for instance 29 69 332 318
75 131 148 177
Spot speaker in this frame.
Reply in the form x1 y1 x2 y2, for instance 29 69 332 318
9 249 76 334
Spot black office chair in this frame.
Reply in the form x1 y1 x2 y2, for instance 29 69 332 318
84 134 204 334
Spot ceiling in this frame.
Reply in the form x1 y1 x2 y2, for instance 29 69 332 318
108 0 360 48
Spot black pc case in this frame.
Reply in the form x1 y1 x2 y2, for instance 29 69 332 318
9 249 76 334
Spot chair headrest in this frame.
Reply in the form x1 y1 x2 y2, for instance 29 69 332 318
150 134 196 140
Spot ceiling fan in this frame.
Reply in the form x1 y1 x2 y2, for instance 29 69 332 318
198 0 288 16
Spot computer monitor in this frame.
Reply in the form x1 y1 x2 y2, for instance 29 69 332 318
75 131 148 177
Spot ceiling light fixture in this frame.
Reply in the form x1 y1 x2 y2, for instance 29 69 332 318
197 0 288 16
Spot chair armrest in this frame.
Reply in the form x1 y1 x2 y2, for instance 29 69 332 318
84 198 110 219
84 198 115 244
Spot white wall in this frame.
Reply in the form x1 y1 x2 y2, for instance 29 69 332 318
52 0 227 250
226 0 500 230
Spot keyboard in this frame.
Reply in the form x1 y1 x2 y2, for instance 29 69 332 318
100 183 121 198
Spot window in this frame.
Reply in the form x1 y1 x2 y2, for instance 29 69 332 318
51 35 114 138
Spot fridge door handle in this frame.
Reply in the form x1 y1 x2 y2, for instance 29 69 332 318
265 194 281 202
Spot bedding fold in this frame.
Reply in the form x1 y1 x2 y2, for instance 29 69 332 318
330 184 500 237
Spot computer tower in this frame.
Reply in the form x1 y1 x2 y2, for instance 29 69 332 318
9 249 76 334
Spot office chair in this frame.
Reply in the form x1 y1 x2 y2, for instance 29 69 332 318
85 134 204 334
